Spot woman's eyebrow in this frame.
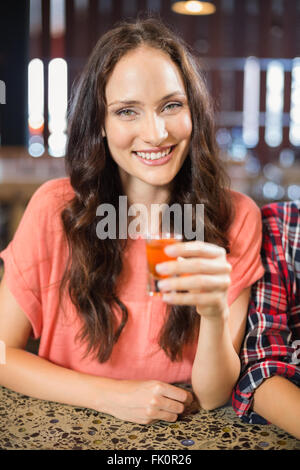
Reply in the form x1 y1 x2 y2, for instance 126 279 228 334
108 91 186 107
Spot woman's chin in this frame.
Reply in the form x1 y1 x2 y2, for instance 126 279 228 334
140 174 175 187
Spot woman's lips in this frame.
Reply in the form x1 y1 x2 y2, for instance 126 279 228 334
133 145 176 166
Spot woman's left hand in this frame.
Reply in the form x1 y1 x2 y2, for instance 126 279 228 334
155 241 232 320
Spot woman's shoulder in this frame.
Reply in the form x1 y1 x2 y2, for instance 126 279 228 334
21 178 75 233
227 190 262 244
29 177 74 214
32 177 74 203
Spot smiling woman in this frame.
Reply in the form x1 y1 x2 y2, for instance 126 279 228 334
0 14 264 425
62 15 238 368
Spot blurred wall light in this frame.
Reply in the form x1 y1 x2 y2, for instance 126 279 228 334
289 57 300 147
29 0 42 35
216 128 232 150
171 1 216 15
48 58 68 157
28 59 45 157
263 181 284 201
28 59 44 133
265 60 284 147
279 148 295 168
243 57 260 148
230 127 247 161
287 185 300 200
263 163 283 184
245 154 261 176
28 136 45 158
50 0 66 37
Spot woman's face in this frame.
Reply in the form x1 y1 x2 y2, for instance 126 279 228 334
103 46 193 189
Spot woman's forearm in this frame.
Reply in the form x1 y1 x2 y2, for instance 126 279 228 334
0 346 116 413
0 347 194 425
252 375 300 439
191 316 240 410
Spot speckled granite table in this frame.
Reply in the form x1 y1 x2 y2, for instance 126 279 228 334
0 385 299 450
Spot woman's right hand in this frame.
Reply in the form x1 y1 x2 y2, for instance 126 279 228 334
99 380 194 425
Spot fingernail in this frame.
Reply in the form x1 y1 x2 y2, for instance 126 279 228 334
157 280 171 290
155 263 169 274
164 245 177 255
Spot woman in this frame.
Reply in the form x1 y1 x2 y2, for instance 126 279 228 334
0 16 264 425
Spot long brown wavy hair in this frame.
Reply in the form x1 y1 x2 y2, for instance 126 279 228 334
59 14 234 363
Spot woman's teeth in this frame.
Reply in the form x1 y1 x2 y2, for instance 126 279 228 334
134 146 173 160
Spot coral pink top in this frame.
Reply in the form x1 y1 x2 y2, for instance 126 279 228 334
0 178 264 383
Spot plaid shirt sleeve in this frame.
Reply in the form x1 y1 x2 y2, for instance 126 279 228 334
232 200 300 424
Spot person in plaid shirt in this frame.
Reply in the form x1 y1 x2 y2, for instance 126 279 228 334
232 200 300 439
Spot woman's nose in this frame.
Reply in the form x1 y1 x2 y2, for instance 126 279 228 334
140 113 168 146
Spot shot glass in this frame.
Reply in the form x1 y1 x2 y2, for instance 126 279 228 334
145 231 183 297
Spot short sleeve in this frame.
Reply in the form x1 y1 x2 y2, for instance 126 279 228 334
0 178 70 339
226 191 265 306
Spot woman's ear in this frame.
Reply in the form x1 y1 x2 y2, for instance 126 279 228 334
101 129 106 138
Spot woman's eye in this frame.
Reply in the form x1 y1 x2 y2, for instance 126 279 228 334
164 102 182 111
115 102 182 118
116 109 136 117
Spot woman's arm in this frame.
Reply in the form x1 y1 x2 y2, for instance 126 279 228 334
191 288 250 410
0 275 194 425
1 346 193 424
157 241 251 410
0 347 192 424
1 346 115 412
0 275 109 411
0 278 192 425
252 376 300 439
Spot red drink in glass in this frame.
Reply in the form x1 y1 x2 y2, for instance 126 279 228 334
145 232 182 296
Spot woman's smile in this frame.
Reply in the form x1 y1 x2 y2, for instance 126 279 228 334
132 144 177 165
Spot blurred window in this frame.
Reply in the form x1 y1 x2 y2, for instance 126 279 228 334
289 58 300 146
243 57 260 148
265 61 284 147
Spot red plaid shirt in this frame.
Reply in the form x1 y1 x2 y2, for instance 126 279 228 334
232 200 300 424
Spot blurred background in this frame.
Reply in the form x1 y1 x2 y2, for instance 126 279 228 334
0 0 299 257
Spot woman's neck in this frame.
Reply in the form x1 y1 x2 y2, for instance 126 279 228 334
121 171 171 206
121 175 173 234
